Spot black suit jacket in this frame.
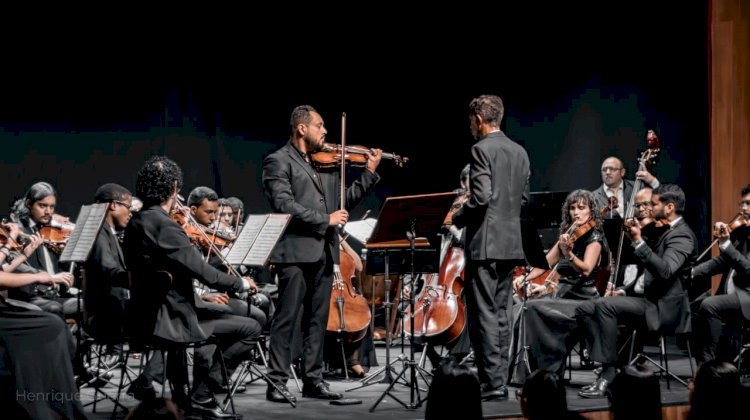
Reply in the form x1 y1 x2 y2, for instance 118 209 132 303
633 217 697 333
692 229 750 319
592 179 635 220
7 224 60 302
262 141 380 264
452 131 529 261
83 225 129 319
123 205 246 343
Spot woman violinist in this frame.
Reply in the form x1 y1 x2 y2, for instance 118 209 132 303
513 190 605 300
509 190 607 382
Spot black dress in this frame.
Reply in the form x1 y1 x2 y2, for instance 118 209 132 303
511 229 605 381
0 297 87 419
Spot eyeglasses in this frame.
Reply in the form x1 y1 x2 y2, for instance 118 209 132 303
634 202 653 208
601 167 623 173
113 200 133 211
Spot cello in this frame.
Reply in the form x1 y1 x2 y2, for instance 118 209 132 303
402 244 466 345
326 241 371 343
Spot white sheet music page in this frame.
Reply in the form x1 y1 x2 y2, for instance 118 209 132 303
344 218 377 245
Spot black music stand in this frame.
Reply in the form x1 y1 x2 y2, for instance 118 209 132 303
222 213 295 408
356 192 456 411
508 216 550 382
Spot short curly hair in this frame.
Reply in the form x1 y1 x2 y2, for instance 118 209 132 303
559 189 603 235
135 156 183 207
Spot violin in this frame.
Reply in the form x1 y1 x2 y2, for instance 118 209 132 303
170 211 235 251
38 222 75 254
697 213 750 260
601 196 619 217
516 218 596 299
311 142 409 169
0 220 29 251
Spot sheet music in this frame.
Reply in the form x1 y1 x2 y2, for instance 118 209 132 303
59 203 108 263
243 214 291 267
343 218 377 245
225 215 267 265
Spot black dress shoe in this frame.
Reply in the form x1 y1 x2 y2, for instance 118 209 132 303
302 382 343 400
578 378 609 398
266 384 297 403
190 396 241 419
127 376 156 401
480 385 509 401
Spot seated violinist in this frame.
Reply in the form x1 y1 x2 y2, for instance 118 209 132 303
186 186 269 329
691 183 750 365
7 182 78 320
82 183 133 342
509 190 606 380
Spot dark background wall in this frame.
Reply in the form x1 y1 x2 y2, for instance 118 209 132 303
0 4 711 248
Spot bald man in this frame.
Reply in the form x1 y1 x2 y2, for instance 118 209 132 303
592 156 660 220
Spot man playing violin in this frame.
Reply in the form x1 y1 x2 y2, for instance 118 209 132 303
262 105 382 402
7 182 78 320
691 183 750 365
124 156 261 418
186 186 269 329
579 184 696 398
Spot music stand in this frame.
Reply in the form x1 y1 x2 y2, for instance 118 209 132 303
355 192 456 411
222 213 296 408
508 216 550 382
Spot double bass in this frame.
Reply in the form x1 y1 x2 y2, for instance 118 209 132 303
601 130 661 295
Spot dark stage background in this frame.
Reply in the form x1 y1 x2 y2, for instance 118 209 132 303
0 5 711 248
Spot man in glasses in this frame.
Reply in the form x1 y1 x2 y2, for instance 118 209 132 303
593 156 660 220
82 183 134 374
692 183 750 365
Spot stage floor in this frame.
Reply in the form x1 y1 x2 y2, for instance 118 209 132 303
80 339 694 419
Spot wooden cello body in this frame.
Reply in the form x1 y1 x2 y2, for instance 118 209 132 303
403 245 466 345
326 246 371 343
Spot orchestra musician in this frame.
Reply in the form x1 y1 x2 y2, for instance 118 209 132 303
81 183 133 364
262 105 382 402
0 267 83 419
691 183 750 365
451 95 530 401
579 184 696 398
185 186 268 329
510 189 605 379
124 156 260 418
7 182 77 320
593 156 660 220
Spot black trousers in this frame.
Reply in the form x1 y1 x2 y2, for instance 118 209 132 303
141 313 260 400
694 293 744 363
268 249 333 385
587 296 652 365
464 259 516 389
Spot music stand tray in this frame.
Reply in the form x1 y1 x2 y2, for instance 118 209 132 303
362 192 456 411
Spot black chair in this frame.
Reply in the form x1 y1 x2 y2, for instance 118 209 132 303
628 328 695 389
